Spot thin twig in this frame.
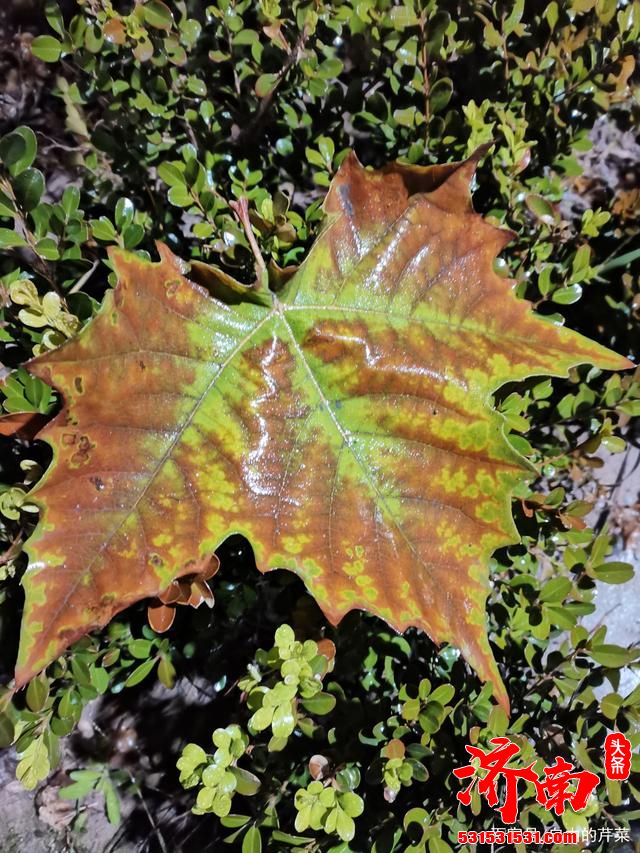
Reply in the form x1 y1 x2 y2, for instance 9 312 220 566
130 773 169 853
0 529 23 567
553 54 631 104
237 25 310 144
229 197 267 283
69 260 99 294
225 22 242 96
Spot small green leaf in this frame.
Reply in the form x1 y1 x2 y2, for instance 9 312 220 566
230 766 261 796
0 189 16 217
339 791 364 817
301 691 336 716
272 701 296 738
14 168 45 211
589 644 639 668
255 73 278 97
26 675 50 712
192 222 215 239
242 826 262 853
404 806 429 834
157 655 176 688
177 742 207 774
552 284 583 305
58 688 80 720
16 736 50 790
572 245 591 278
429 837 453 853
124 656 158 687
0 712 14 749
539 576 572 603
419 700 445 734
44 0 66 36
220 814 251 829
167 185 193 208
90 217 118 242
592 562 634 584
429 684 455 705
158 162 186 187
600 692 622 720
35 238 60 260
59 770 100 799
31 35 64 63
430 77 453 113
335 807 355 842
525 194 556 225
317 136 335 164
90 666 110 694
276 137 294 156
596 0 617 24
271 830 313 845
0 228 27 249
317 58 343 78
394 106 420 128
143 0 174 30
561 806 588 835
487 704 509 736
129 638 153 659
61 186 80 216
267 735 288 752
0 127 37 176
114 197 134 229
122 223 145 250
133 39 154 62
102 778 121 825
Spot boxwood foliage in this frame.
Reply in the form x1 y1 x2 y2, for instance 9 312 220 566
0 1 639 850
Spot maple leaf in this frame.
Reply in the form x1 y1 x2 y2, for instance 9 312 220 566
14 152 631 708
0 411 47 440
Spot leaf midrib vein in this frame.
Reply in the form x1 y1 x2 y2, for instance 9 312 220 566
277 304 436 575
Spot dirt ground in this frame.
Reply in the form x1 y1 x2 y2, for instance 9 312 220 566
583 444 640 699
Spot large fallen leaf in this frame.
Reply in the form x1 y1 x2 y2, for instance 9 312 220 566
0 411 48 440
14 152 631 707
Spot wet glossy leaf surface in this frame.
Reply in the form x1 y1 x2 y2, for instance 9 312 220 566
15 153 630 705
